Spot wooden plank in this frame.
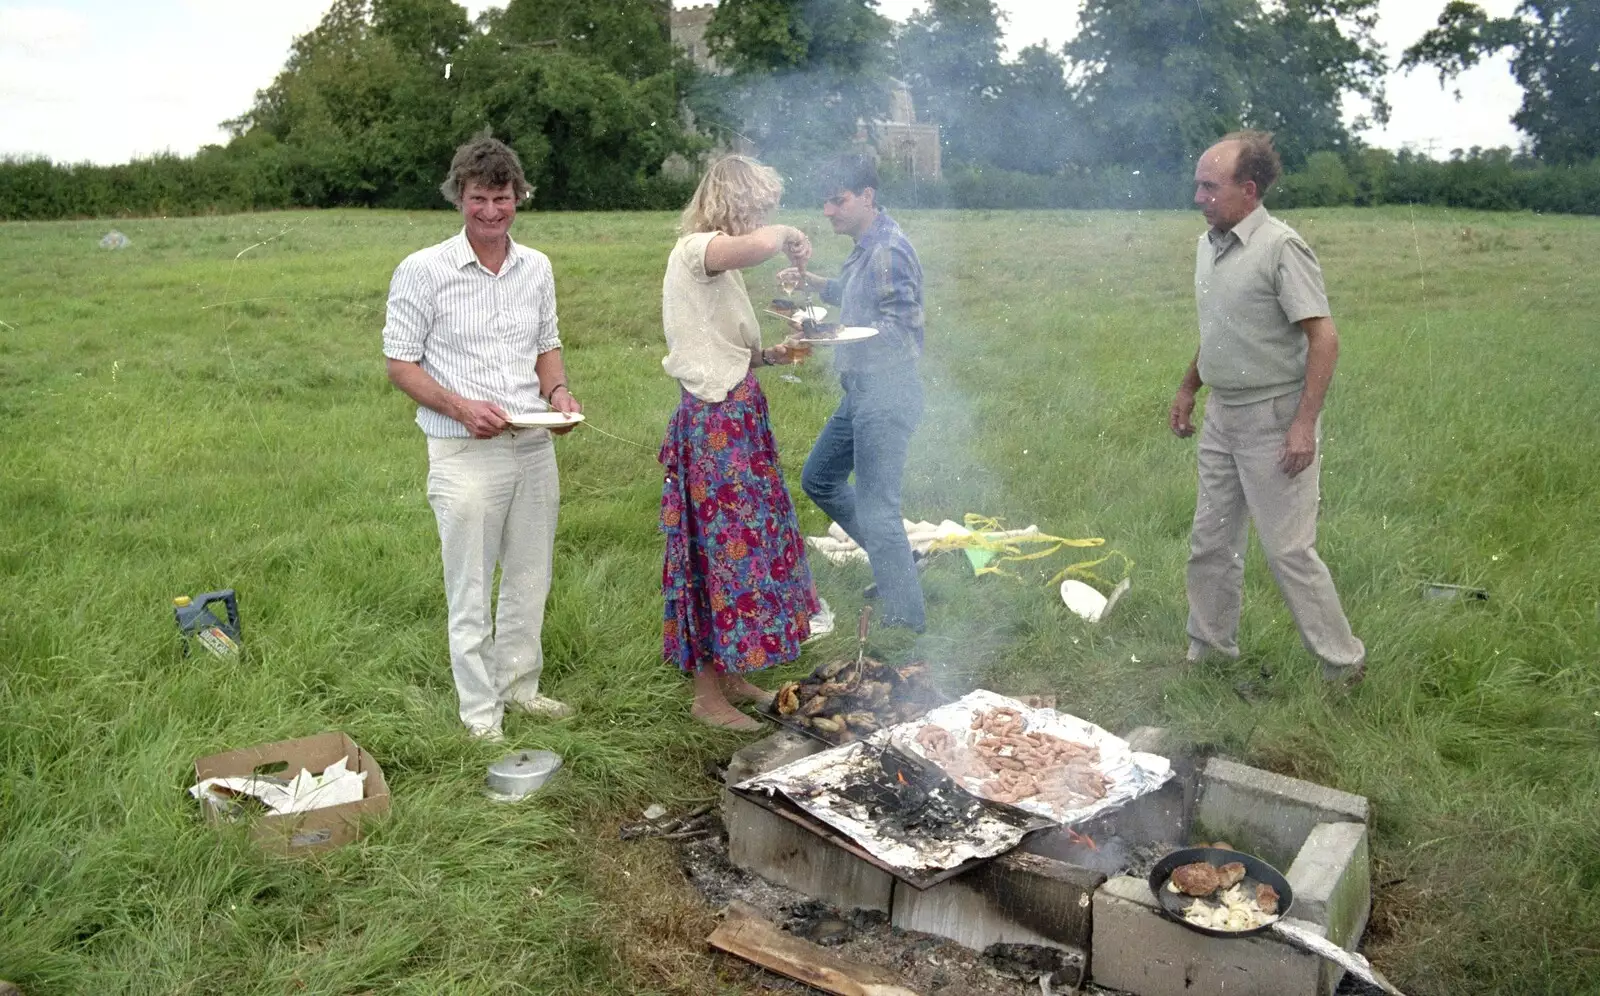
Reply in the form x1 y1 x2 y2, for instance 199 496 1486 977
707 900 920 996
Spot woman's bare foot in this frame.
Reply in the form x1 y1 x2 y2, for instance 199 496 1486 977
692 669 767 731
690 701 765 732
718 674 776 707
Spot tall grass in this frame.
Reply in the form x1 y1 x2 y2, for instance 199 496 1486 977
1 206 1597 995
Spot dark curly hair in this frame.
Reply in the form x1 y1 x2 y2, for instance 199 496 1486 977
439 133 532 205
817 152 880 199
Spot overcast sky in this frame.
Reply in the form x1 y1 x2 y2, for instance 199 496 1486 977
0 0 1525 166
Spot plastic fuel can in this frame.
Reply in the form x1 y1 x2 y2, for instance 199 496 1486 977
174 589 242 657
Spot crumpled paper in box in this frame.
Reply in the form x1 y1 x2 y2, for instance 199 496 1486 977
190 756 367 815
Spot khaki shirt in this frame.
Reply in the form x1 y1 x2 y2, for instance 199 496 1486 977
1195 205 1330 405
661 232 762 403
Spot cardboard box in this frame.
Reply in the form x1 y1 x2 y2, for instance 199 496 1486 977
193 731 390 854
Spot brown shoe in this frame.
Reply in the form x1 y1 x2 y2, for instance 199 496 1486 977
1322 660 1366 688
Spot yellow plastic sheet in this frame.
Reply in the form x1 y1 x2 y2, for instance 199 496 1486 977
923 514 1133 591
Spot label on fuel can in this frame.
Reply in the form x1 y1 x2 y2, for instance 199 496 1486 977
196 626 239 657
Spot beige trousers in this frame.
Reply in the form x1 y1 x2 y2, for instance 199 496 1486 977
1185 391 1364 669
426 431 559 730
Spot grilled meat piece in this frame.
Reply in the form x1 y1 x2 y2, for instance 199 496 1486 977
801 695 831 717
776 682 801 715
818 677 859 697
858 680 892 706
1170 862 1223 897
842 711 879 731
1217 862 1247 888
818 659 850 679
1255 883 1280 915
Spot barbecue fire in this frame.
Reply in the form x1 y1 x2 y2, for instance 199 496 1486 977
770 656 943 745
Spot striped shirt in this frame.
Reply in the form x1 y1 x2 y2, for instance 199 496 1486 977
382 228 563 437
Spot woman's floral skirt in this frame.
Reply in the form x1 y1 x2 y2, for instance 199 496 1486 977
659 372 818 673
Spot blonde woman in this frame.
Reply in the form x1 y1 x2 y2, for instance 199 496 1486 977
659 155 820 731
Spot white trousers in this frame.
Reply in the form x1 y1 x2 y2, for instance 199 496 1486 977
426 431 559 730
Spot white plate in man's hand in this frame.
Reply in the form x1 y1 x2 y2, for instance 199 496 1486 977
798 326 878 345
506 411 586 429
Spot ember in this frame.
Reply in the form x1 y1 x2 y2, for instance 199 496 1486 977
829 746 994 849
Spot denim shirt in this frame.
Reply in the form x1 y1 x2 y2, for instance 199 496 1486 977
820 211 924 375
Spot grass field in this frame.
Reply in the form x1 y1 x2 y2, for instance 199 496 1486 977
2 204 1598 996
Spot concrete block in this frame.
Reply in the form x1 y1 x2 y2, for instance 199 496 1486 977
1091 875 1325 996
1195 758 1369 870
724 729 823 785
722 787 894 913
1287 822 1371 995
891 850 1105 954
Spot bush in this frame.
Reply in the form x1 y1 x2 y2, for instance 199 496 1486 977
1272 151 1356 208
5 142 1598 221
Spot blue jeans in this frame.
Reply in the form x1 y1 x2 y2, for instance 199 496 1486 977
802 369 926 630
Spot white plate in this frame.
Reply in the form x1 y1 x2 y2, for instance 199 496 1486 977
798 326 878 345
1060 577 1130 622
505 411 585 429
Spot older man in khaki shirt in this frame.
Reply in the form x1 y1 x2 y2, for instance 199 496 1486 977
1169 131 1365 684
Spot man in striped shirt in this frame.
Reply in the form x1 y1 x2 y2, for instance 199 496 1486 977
382 136 582 740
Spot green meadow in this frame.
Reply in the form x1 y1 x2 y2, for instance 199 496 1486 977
1 205 1597 995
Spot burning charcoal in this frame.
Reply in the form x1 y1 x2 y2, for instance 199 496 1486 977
1217 861 1247 888
981 943 1080 984
1170 861 1223 897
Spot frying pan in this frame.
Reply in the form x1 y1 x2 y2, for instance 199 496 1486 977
1149 846 1406 995
1149 845 1293 937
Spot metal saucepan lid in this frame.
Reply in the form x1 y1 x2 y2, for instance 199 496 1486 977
485 750 562 798
1147 845 1295 938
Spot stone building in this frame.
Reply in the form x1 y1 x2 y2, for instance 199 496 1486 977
669 4 724 75
668 3 941 180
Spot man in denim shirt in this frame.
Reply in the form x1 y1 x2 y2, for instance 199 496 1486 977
781 154 927 631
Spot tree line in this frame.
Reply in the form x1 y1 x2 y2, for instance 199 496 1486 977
1 0 1595 220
